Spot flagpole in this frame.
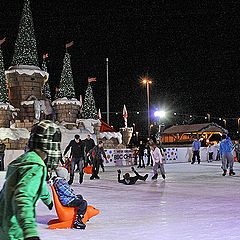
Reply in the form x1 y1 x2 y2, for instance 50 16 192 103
106 58 110 124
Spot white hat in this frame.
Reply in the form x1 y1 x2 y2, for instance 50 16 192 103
55 167 68 179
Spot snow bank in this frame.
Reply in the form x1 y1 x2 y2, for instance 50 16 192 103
76 119 101 134
0 128 30 140
99 132 122 144
52 97 81 106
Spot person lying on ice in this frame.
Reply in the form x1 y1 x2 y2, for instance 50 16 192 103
117 167 148 185
53 167 87 229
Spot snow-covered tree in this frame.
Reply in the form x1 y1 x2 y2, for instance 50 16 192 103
41 55 51 100
56 51 75 99
12 0 39 66
83 83 97 119
0 44 9 103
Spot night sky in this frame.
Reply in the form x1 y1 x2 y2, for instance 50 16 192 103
1 0 240 136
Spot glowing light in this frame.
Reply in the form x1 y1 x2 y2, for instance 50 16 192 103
154 110 166 118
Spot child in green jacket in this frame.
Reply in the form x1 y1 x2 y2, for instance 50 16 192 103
0 120 62 240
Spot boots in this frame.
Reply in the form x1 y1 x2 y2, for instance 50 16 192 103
68 176 73 185
162 174 166 180
222 170 227 176
152 173 158 180
143 174 148 181
79 173 84 184
73 215 86 229
229 170 235 176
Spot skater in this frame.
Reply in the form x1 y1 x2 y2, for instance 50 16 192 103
150 142 166 180
89 141 106 179
0 120 63 240
117 167 148 185
53 167 87 229
64 134 85 185
191 138 201 164
137 140 145 168
220 134 235 176
146 143 153 166
207 143 214 162
84 134 95 166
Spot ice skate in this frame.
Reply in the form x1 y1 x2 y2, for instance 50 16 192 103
222 170 227 176
151 173 158 180
162 174 166 180
143 174 148 181
73 215 86 229
229 170 235 176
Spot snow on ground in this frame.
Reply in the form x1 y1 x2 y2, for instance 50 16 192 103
1 162 240 240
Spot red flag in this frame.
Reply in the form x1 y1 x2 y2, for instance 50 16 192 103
0 37 6 45
43 53 48 59
88 77 97 83
65 41 74 48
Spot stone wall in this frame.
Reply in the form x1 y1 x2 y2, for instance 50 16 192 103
0 108 11 128
53 103 79 123
0 138 28 150
15 119 36 132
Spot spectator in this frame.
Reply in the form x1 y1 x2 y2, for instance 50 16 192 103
0 143 6 171
207 143 214 162
137 140 145 168
191 138 201 164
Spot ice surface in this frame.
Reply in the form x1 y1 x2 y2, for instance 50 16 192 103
1 162 240 240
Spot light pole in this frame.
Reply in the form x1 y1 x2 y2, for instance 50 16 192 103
142 78 152 138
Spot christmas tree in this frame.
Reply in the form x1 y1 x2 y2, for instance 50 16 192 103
0 43 9 103
41 55 51 100
56 50 75 99
83 83 97 119
12 0 39 66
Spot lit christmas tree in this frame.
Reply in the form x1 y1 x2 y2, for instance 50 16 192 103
83 80 97 119
56 50 75 99
12 0 39 66
41 54 51 100
0 40 9 103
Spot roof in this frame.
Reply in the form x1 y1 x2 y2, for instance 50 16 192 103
100 119 115 132
163 123 227 135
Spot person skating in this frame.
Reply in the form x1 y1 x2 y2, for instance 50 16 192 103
89 141 106 179
53 167 87 229
137 140 145 168
117 167 148 185
84 134 95 166
150 142 166 180
0 120 62 240
220 134 235 176
64 134 85 184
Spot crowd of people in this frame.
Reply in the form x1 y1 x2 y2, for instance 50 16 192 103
0 119 239 239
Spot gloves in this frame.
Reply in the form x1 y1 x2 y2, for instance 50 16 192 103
131 167 135 172
117 169 121 174
47 201 53 210
25 237 40 240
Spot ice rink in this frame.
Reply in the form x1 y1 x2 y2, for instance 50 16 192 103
1 162 240 240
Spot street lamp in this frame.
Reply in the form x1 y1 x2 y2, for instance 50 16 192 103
142 77 152 138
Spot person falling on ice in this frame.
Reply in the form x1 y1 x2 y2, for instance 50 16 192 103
53 167 88 229
117 167 148 185
150 142 166 180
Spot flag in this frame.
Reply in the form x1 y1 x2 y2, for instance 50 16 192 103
88 77 97 83
0 37 6 45
123 104 128 128
65 41 74 48
43 53 49 59
98 109 102 119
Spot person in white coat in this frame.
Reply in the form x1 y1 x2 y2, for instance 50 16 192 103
150 142 166 180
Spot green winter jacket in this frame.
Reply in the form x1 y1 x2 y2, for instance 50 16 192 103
0 151 52 240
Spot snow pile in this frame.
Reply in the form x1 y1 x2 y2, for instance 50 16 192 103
99 132 122 144
0 128 30 140
21 100 34 106
76 119 101 134
52 97 81 106
5 65 48 78
0 102 17 111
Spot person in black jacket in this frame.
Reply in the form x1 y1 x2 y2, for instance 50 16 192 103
138 140 145 168
89 141 106 180
84 134 95 166
64 134 85 185
117 167 148 185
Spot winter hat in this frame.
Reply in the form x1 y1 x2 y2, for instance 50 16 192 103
28 120 62 170
55 167 68 179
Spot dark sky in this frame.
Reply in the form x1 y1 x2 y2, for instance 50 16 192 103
1 0 240 135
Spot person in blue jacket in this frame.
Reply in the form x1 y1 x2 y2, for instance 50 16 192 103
191 138 201 164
